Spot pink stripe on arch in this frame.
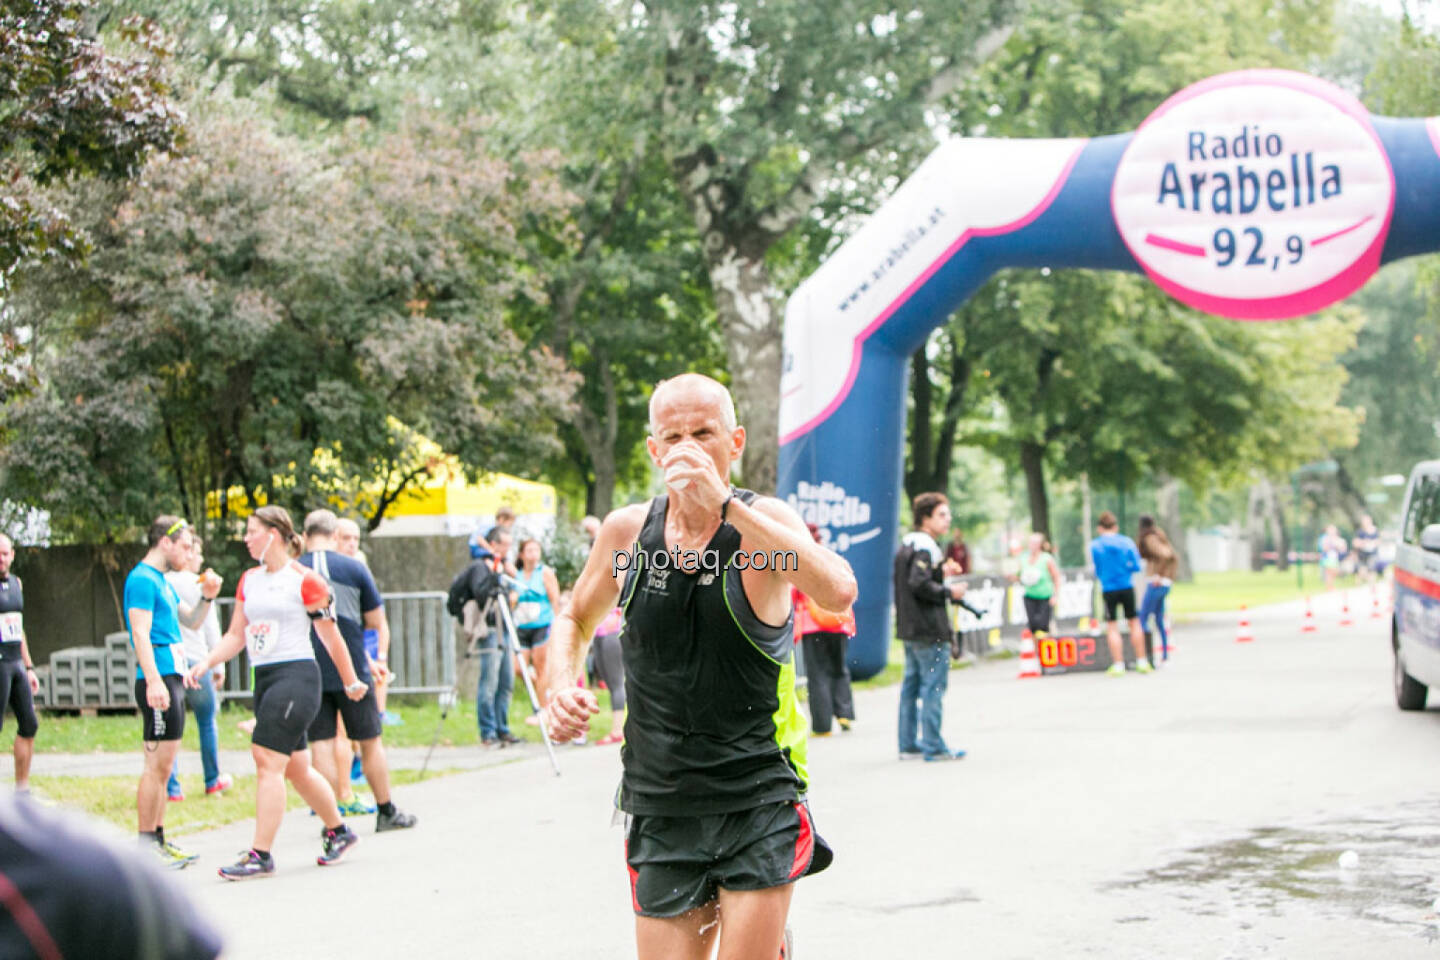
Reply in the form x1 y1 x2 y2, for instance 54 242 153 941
1144 233 1206 257
779 141 1087 446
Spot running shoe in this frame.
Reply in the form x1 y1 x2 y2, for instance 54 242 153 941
151 841 195 870
349 756 364 783
594 732 624 746
218 850 275 881
1105 662 1126 677
381 710 403 726
339 797 377 817
205 773 234 797
780 925 794 958
898 749 925 761
497 732 522 745
162 839 200 865
811 731 833 738
837 718 853 732
376 807 418 832
167 791 184 803
923 748 966 763
317 826 360 866
1134 660 1154 674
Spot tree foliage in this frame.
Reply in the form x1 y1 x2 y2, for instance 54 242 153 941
2 102 576 541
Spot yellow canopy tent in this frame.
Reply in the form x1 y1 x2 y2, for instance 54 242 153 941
207 419 557 538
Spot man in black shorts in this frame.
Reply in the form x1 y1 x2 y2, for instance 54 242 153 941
1089 511 1150 676
300 510 416 833
0 534 40 792
545 374 858 959
124 516 223 868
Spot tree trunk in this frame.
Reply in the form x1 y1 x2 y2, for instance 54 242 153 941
1019 440 1050 540
1245 482 1267 572
702 246 784 493
574 353 620 517
1267 481 1289 571
1333 458 1369 527
1080 471 1093 572
1155 473 1191 582
906 347 933 500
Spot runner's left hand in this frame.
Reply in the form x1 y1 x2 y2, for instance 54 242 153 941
27 671 38 695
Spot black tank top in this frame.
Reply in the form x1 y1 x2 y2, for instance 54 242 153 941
616 490 810 816
0 575 23 662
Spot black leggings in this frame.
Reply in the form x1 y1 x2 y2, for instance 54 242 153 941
0 658 38 738
592 631 626 711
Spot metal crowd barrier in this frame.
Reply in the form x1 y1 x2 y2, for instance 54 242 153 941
215 591 455 701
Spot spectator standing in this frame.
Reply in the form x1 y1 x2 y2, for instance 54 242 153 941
165 535 233 801
0 533 40 793
1353 515 1380 582
894 492 969 762
1090 511 1150 676
464 529 519 746
944 529 971 574
1136 515 1177 663
514 538 562 728
795 524 856 737
1319 524 1347 591
1016 532 1062 637
589 606 626 746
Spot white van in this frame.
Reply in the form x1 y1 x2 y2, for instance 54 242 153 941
1393 460 1440 709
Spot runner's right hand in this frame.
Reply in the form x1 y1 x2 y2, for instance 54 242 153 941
546 686 599 740
147 677 171 710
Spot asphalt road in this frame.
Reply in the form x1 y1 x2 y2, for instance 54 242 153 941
162 587 1440 959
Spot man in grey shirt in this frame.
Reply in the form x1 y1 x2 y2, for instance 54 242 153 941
165 536 232 800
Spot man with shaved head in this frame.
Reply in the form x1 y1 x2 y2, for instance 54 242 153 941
545 373 858 960
0 533 40 791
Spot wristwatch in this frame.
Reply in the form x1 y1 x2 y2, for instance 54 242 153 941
345 680 367 694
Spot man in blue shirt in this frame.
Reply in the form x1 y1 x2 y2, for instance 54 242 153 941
124 516 222 868
1089 511 1151 676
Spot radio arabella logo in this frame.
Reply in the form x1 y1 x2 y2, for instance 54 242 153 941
787 481 880 553
1111 70 1394 320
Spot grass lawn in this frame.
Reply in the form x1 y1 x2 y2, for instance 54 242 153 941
1166 568 1379 618
6 688 620 756
28 767 459 837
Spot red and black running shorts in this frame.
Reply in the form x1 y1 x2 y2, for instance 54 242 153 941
624 799 833 918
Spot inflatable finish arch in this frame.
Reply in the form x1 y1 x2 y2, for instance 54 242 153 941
777 70 1440 679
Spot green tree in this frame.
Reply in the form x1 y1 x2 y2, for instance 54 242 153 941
2 103 575 542
527 0 1017 492
0 0 181 403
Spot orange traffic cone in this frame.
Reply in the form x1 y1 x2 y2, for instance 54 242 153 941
1339 596 1355 627
1300 597 1318 633
1017 630 1041 679
1235 605 1254 643
1369 584 1383 620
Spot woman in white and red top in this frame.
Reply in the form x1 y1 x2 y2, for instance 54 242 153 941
188 506 366 880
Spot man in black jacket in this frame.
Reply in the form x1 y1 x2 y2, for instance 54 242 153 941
894 492 970 762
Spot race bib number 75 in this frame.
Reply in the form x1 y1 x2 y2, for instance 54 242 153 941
0 612 22 643
245 619 278 655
